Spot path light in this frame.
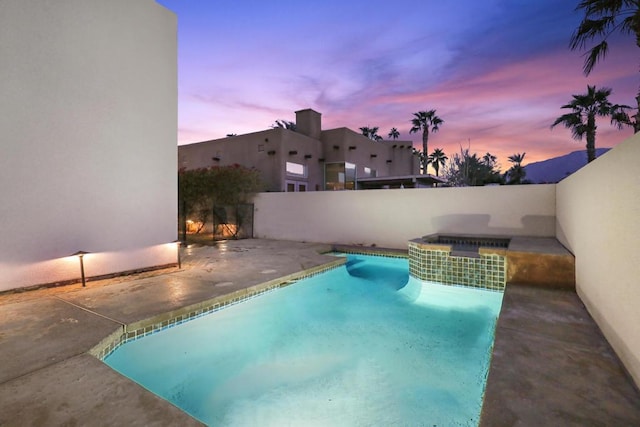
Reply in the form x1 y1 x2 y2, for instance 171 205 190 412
173 240 182 269
71 251 90 287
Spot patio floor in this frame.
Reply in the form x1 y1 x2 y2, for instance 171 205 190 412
0 239 639 426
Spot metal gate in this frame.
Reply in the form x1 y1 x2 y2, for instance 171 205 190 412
212 204 254 240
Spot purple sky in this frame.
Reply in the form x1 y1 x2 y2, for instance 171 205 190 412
157 0 636 169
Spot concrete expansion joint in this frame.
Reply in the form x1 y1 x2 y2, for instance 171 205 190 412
0 352 89 387
52 296 125 327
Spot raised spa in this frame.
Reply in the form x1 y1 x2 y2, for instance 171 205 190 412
408 234 511 291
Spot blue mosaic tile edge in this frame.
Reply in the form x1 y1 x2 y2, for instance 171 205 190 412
91 259 345 361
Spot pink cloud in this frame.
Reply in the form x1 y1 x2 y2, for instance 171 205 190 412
339 48 637 167
177 42 636 170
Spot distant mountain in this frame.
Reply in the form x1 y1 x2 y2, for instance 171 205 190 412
524 148 611 184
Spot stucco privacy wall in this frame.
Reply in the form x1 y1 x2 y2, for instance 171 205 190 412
556 132 640 386
0 0 177 291
253 184 556 249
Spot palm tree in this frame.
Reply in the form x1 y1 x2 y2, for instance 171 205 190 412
388 127 400 140
506 152 527 185
427 148 448 177
412 147 427 175
570 0 640 131
409 110 443 174
360 126 383 141
370 127 383 141
272 120 297 130
482 152 498 170
551 85 631 162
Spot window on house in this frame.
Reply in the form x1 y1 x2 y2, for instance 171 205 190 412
325 162 356 190
286 161 307 177
345 163 356 189
364 167 377 177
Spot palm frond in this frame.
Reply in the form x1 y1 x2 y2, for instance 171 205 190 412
570 17 614 50
551 112 582 129
570 0 638 76
584 41 610 74
610 104 633 129
580 0 628 16
571 123 589 140
508 152 526 164
620 13 637 35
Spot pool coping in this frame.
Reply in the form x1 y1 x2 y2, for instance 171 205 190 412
90 256 347 360
331 244 408 258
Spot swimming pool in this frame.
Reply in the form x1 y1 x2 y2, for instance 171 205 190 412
105 253 503 426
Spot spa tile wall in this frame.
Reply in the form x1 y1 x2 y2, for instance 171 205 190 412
408 242 506 291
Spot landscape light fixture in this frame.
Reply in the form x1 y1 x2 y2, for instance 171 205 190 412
173 240 182 269
72 251 90 287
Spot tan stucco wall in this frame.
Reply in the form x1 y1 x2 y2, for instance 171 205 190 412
556 132 640 385
178 128 324 192
254 184 556 249
179 126 419 192
320 128 418 177
0 0 177 291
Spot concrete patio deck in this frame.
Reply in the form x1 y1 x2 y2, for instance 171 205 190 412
1 239 639 426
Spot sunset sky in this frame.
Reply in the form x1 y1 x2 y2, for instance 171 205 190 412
157 0 637 169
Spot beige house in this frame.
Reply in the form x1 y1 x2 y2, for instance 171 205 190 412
178 109 443 191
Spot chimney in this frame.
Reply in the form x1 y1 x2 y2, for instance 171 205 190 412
295 109 322 139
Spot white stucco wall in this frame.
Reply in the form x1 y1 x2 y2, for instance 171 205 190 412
556 132 640 385
254 184 556 249
0 0 177 291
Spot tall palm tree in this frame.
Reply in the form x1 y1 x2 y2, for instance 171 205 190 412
409 110 443 174
551 85 631 162
388 127 400 140
506 152 527 185
570 0 640 131
427 148 448 177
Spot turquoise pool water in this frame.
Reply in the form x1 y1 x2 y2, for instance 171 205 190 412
106 254 503 426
